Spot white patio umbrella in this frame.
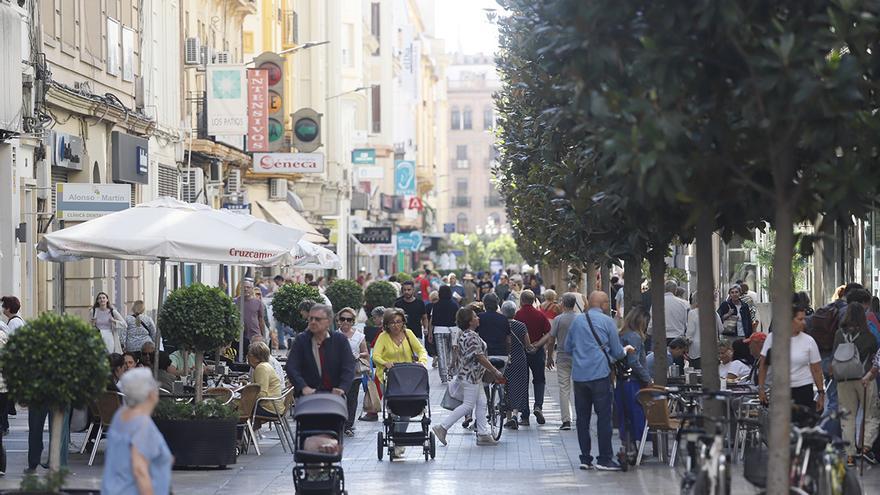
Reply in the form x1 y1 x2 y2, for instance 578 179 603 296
38 197 306 365
287 239 343 270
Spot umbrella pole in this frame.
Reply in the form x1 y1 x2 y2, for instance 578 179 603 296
154 257 167 377
237 265 245 362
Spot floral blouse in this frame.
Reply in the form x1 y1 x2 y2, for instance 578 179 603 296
455 329 487 385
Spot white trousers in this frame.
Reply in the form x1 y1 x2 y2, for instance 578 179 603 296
440 381 489 436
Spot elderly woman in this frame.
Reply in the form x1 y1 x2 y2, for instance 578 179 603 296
247 342 284 418
123 301 156 355
433 307 505 447
717 284 754 339
372 307 427 458
337 307 368 437
500 301 532 429
101 368 172 494
539 289 561 320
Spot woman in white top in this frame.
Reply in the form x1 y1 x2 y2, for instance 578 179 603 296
758 305 824 411
91 292 125 354
123 300 156 354
337 307 368 437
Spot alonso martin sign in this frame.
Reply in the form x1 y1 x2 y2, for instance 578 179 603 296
252 152 325 174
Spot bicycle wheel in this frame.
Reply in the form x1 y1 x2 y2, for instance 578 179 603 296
489 385 505 441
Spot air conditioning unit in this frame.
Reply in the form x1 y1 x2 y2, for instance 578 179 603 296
200 45 215 66
215 51 231 64
209 161 223 182
184 37 201 65
269 178 287 200
182 169 205 203
225 168 242 195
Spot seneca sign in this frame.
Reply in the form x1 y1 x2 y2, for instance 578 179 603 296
252 153 325 174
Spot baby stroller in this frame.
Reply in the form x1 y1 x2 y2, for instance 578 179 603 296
377 363 436 461
291 393 348 495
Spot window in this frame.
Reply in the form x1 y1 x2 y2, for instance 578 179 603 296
456 213 469 233
456 178 468 196
370 2 381 54
483 105 494 130
456 145 468 161
462 106 473 129
450 107 460 130
371 85 381 133
107 18 120 76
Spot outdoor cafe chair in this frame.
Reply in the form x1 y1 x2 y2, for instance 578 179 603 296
235 383 262 455
252 387 295 453
204 387 235 405
636 385 682 468
88 390 125 466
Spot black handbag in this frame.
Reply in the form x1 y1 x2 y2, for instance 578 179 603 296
583 311 631 381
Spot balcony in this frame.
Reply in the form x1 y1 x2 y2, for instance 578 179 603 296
484 196 503 207
186 91 208 139
451 196 471 208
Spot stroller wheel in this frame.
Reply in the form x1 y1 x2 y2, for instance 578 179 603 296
429 432 436 459
377 432 384 461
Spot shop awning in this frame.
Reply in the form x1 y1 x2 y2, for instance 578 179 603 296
253 199 327 244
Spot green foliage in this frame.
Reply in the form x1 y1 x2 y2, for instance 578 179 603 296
742 231 809 293
158 284 240 353
364 281 398 311
0 313 109 411
153 398 237 421
21 468 68 493
486 234 523 267
272 283 322 330
324 279 364 312
395 272 413 283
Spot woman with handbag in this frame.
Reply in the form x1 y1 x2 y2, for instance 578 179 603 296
336 307 368 437
717 284 753 340
91 292 125 354
123 300 156 356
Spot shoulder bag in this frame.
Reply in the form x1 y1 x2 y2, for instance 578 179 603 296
583 310 631 382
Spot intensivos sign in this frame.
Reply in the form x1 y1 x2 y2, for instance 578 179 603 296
252 152 325 174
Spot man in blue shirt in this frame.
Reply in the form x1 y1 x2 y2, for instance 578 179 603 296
645 338 689 380
565 291 633 471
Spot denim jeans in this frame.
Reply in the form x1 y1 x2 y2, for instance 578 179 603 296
820 354 841 437
526 348 546 412
28 406 70 470
573 377 614 465
277 323 295 349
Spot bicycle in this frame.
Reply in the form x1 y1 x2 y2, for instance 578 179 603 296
484 357 508 441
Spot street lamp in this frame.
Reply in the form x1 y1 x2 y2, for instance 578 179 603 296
244 41 330 65
326 85 374 101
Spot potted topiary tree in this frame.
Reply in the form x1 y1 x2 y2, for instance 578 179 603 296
324 279 364 312
156 284 240 467
364 280 398 312
0 313 108 490
271 283 322 331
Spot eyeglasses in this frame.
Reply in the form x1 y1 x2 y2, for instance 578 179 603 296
338 317 354 323
308 316 327 322
390 320 405 326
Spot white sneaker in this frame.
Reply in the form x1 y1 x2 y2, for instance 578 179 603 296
476 434 498 446
432 425 448 446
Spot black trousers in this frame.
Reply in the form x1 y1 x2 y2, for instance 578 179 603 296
791 384 816 410
346 379 361 428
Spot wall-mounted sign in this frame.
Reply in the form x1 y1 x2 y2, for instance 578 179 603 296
55 183 131 221
246 69 269 152
252 152 325 174
394 160 417 196
136 146 148 175
111 131 149 185
223 203 251 214
351 148 376 165
443 223 455 234
356 166 384 180
356 227 393 244
207 65 247 135
51 131 84 170
406 196 423 211
397 230 423 251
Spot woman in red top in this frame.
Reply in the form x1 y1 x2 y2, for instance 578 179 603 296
540 290 561 320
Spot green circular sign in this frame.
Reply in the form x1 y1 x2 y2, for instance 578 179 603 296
294 117 319 142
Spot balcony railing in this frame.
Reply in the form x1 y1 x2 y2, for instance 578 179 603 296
186 91 208 139
484 196 503 207
452 196 471 208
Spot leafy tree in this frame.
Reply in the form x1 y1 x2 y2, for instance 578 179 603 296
364 281 398 311
271 283 322 331
324 279 364 313
158 284 240 402
485 234 523 268
1 313 109 471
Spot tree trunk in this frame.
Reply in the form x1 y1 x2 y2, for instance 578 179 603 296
182 349 190 376
696 210 722 420
767 200 795 495
585 264 598 293
48 406 64 472
599 264 611 295
194 350 205 403
649 248 668 386
622 254 643 317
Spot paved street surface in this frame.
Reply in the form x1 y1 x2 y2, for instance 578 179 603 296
1 364 879 494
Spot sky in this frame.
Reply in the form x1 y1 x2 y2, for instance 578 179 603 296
434 0 501 55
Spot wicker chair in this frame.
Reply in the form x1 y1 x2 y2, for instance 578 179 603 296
252 387 295 453
88 391 125 466
235 384 262 455
636 385 682 467
204 387 234 405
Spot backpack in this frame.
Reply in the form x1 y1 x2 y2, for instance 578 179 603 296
806 303 841 353
831 332 864 381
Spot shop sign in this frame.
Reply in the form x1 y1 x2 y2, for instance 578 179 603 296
55 183 131 221
207 65 247 135
223 203 251 214
356 227 393 244
397 230 423 251
443 223 455 234
351 148 376 165
394 160 417 196
246 69 269 152
252 153 325 174
51 131 84 170
356 166 384 180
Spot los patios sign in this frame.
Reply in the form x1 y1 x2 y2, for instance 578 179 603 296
252 152 325 174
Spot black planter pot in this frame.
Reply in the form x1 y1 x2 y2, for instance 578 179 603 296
155 418 238 468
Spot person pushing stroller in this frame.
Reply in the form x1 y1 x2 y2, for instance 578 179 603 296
286 304 356 397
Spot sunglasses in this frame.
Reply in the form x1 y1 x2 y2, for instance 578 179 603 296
338 317 354 323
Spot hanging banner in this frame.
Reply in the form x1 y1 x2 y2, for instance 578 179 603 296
207 65 247 136
247 69 269 152
394 160 417 196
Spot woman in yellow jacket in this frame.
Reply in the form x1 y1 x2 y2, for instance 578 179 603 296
371 307 427 458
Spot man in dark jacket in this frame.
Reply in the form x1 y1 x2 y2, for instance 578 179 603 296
286 304 355 397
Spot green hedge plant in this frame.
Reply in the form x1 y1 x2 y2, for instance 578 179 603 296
395 272 413 283
158 284 240 402
0 313 109 472
364 281 398 312
324 279 364 313
272 283 322 331
154 398 237 421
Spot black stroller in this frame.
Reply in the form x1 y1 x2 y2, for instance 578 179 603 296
291 393 348 495
377 363 436 461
